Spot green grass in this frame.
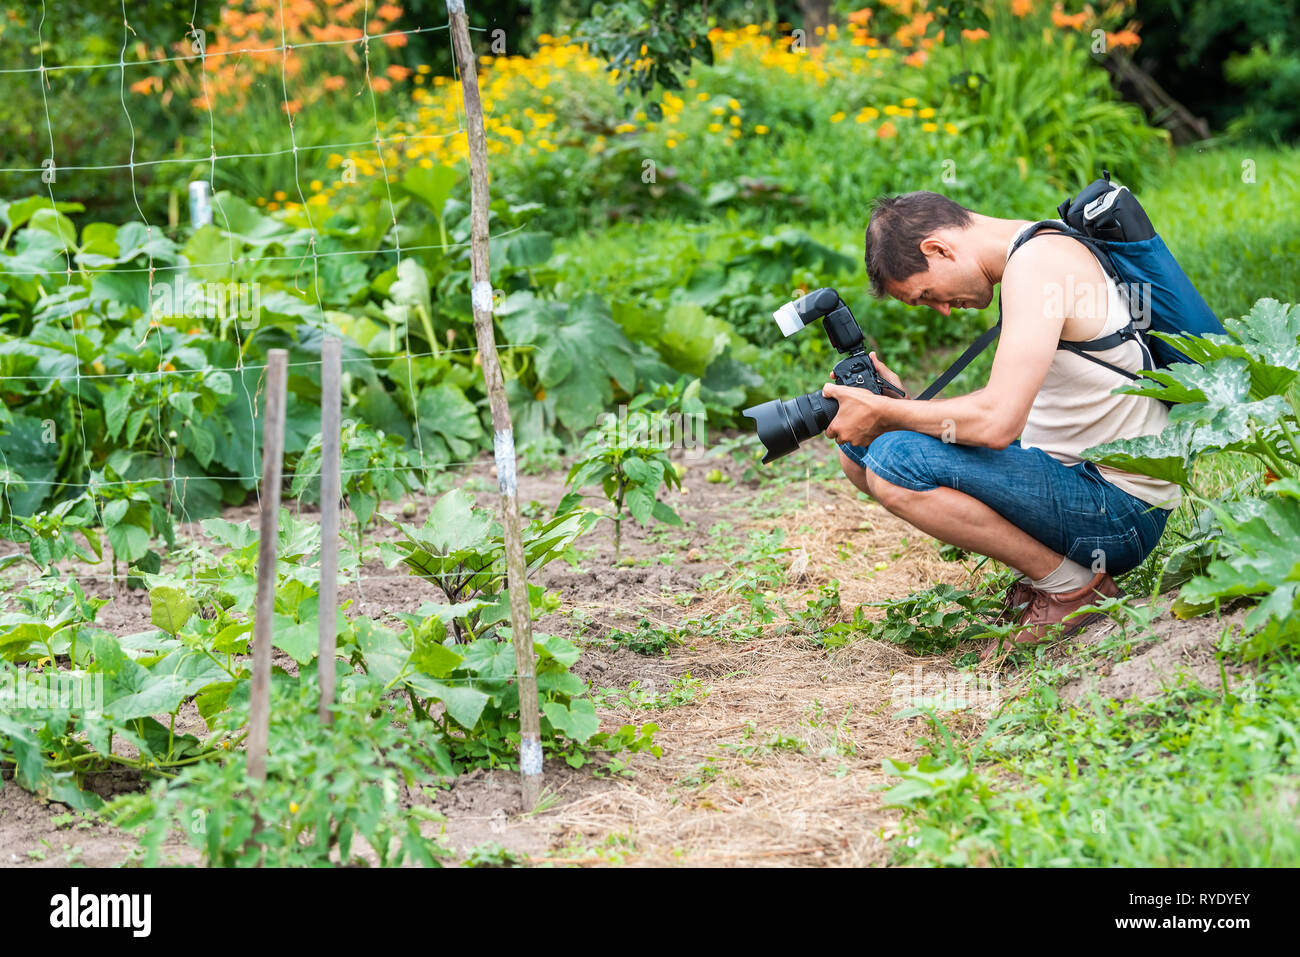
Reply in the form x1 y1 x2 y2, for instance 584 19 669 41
885 640 1300 867
1144 147 1300 319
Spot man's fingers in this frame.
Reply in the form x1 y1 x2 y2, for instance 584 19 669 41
869 351 906 393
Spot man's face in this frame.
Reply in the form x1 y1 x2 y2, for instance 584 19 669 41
885 238 994 316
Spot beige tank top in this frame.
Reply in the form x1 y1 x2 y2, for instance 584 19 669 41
1011 223 1181 509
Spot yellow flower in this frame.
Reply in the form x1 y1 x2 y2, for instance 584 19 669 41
922 122 938 132
309 179 322 191
901 97 918 107
697 92 710 101
754 124 769 134
273 189 287 201
830 111 846 123
728 97 740 110
883 104 901 116
290 802 300 814
944 122 960 135
708 122 723 133
711 105 726 115
918 107 936 119
666 138 678 148
857 106 880 122
729 115 741 126
614 122 637 133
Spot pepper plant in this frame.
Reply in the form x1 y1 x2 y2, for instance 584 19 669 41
558 377 704 562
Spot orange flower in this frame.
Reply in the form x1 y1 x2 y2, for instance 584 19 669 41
324 74 346 91
370 76 393 93
847 8 872 26
1106 29 1141 48
129 75 162 95
281 98 303 114
877 121 897 139
382 32 408 48
1051 5 1088 29
961 28 989 41
377 3 403 19
1012 0 1034 16
385 63 411 81
903 50 927 67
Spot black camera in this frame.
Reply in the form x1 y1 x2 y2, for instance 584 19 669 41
742 287 904 464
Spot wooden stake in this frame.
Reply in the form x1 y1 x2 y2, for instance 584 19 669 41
318 337 342 725
447 0 542 811
247 348 288 783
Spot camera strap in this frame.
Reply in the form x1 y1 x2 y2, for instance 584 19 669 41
915 318 1003 401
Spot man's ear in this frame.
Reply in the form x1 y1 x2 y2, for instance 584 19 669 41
919 236 954 261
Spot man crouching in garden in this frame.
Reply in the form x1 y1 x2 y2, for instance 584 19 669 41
823 192 1179 661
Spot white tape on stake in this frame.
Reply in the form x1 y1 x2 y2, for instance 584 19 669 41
471 280 494 314
494 428 517 495
446 0 465 14
520 735 543 776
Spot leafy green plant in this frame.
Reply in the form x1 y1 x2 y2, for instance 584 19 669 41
593 673 708 710
383 487 596 640
880 644 1300 866
291 418 420 547
865 582 1007 655
558 379 700 561
3 493 101 570
461 842 527 868
603 618 681 656
1086 298 1300 655
107 679 450 868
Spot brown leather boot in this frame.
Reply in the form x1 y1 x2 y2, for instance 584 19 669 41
981 572 1119 661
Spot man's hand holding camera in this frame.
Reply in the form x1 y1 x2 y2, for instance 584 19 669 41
823 351 907 447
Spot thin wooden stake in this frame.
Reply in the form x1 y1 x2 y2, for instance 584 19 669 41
248 348 288 783
448 0 542 811
318 337 342 724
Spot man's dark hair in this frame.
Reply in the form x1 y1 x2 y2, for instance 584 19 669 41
864 192 974 298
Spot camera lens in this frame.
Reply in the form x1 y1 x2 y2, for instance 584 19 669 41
742 390 839 464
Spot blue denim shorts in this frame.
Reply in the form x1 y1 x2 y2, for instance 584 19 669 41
839 431 1170 576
